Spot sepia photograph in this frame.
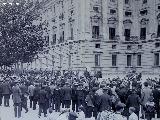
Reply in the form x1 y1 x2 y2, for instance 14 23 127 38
0 0 160 120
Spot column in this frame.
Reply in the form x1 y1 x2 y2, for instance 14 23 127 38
118 0 124 40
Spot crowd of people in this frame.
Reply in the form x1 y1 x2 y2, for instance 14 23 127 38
0 69 160 120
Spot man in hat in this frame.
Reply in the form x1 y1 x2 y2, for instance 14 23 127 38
19 82 28 113
33 83 40 110
72 82 78 112
12 81 22 118
141 82 152 119
2 78 11 107
28 82 35 108
76 83 85 108
97 87 112 112
126 89 141 118
63 82 72 108
38 85 48 117
68 112 78 120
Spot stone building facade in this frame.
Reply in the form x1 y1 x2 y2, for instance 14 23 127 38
25 0 160 76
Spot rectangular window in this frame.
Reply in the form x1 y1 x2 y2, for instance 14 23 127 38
112 54 117 66
125 11 132 16
110 9 116 14
95 44 100 48
138 45 142 49
158 6 160 10
68 55 71 67
143 0 147 4
127 55 132 66
125 0 129 4
62 31 64 42
124 29 131 41
157 25 160 37
92 26 99 39
110 0 115 2
137 55 142 66
140 10 148 15
52 34 56 45
109 27 116 40
93 7 99 12
59 31 64 43
112 45 116 49
71 28 74 40
155 43 160 48
154 53 159 66
140 28 146 40
95 54 100 66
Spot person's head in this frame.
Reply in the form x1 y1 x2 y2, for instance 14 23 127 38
49 107 53 114
78 106 84 112
115 102 126 113
144 82 148 87
129 107 136 114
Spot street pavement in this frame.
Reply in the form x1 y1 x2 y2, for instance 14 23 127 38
0 99 157 120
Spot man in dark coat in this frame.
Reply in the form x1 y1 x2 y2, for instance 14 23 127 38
97 87 112 112
19 82 28 113
53 84 61 112
2 78 11 107
126 89 141 118
12 82 22 118
33 83 40 110
38 86 48 117
76 83 85 108
152 85 160 118
63 82 72 108
71 83 78 112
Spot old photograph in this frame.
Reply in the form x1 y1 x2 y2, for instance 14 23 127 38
0 0 160 120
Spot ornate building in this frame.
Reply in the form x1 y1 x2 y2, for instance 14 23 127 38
25 0 160 76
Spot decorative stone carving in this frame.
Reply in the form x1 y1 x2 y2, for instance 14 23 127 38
107 17 117 24
140 18 149 25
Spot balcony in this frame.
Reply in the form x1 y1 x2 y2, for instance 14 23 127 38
91 35 103 42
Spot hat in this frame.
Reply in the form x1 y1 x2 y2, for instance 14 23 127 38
69 112 78 118
74 82 78 86
115 102 126 111
103 86 109 90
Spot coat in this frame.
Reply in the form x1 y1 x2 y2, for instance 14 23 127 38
53 88 61 102
141 87 152 105
33 86 40 100
2 82 11 95
12 86 22 104
152 88 160 104
98 93 111 112
38 89 47 104
63 86 72 100
28 85 35 97
126 93 141 112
